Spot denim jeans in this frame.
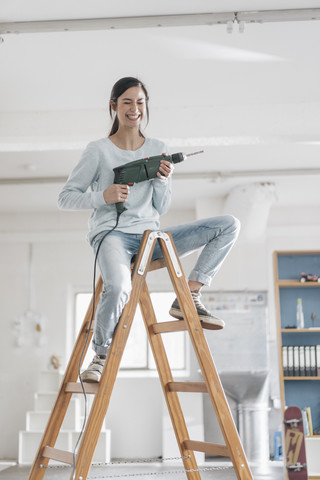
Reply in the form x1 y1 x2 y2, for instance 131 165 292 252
91 215 240 355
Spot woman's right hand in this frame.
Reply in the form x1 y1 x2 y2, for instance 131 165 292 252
103 184 130 204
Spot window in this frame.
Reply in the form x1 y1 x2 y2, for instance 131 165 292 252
75 291 187 371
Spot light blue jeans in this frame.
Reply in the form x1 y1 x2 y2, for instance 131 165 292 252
91 215 240 355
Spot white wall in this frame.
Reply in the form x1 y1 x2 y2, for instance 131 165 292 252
0 213 93 459
0 201 320 460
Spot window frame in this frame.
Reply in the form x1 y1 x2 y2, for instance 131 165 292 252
72 289 189 374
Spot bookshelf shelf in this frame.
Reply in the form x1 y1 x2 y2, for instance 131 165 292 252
284 377 320 381
281 328 320 333
274 250 320 475
278 280 320 288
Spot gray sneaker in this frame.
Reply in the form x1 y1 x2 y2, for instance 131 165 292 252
169 290 225 329
80 355 106 383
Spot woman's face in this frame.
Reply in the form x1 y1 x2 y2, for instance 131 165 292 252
111 86 147 130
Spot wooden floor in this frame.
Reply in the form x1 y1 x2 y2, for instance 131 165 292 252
0 459 285 480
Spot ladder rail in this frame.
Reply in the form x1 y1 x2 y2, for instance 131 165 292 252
28 235 161 480
139 282 201 480
70 231 156 480
159 233 252 480
28 276 103 480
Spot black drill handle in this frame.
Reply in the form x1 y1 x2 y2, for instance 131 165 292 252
116 202 127 215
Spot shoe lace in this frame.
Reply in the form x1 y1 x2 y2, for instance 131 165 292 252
191 291 212 315
91 355 105 367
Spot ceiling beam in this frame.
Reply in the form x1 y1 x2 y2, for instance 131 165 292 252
1 9 320 35
1 168 320 185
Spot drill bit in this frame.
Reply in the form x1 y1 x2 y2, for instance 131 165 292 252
186 150 204 157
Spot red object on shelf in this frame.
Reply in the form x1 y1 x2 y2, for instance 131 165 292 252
300 272 320 283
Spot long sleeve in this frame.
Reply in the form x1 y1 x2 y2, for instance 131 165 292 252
58 142 106 210
152 176 172 215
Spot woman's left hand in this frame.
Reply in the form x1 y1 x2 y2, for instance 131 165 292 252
157 158 174 179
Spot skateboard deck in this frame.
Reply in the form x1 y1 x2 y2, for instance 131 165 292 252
284 406 308 480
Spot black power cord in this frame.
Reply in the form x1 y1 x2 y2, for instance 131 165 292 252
72 212 121 479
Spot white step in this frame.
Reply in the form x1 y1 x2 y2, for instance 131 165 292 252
34 388 90 413
18 431 69 465
34 392 58 411
38 370 62 392
26 398 81 431
20 370 112 465
19 430 111 465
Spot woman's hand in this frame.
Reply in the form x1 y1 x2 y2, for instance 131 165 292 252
157 156 174 180
103 184 130 204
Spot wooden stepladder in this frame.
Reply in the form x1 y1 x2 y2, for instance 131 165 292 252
28 230 253 480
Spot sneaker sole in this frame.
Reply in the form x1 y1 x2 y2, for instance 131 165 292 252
169 307 225 330
80 372 101 383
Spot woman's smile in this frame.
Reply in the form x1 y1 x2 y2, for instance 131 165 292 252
126 113 141 121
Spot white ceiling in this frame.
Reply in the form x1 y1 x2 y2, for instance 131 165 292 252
1 1 320 214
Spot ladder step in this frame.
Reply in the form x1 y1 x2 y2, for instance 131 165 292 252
65 382 99 394
152 319 222 334
152 320 188 334
183 440 230 457
167 381 207 393
148 258 166 271
42 446 74 465
131 258 166 272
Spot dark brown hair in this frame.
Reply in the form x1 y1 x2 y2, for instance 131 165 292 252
109 77 149 137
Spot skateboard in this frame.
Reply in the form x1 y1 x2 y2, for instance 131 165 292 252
284 406 308 480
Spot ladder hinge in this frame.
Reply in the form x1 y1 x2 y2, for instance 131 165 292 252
137 231 182 278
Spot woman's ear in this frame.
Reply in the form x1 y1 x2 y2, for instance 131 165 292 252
110 100 117 113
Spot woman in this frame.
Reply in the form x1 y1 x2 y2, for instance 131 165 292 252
58 77 240 382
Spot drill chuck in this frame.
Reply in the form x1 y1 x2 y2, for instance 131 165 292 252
171 152 186 164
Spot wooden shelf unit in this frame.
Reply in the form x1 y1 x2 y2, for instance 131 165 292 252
274 250 320 477
274 250 320 438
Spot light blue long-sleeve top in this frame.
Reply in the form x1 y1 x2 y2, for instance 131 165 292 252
58 137 172 244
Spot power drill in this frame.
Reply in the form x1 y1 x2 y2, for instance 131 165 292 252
113 150 203 215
